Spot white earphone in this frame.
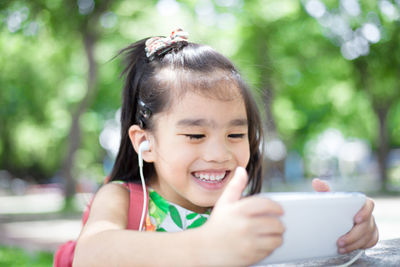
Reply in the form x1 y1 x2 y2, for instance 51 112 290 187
138 140 150 168
138 140 150 231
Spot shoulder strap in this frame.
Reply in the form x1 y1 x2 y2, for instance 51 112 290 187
127 183 149 230
82 182 148 230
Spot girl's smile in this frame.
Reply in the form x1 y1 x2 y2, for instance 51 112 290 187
147 89 250 213
191 169 231 190
192 169 229 183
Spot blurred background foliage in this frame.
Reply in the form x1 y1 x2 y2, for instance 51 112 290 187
1 0 399 205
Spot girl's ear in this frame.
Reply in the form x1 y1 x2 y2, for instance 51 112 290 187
128 125 155 163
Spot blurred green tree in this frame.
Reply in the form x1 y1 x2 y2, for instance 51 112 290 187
1 0 165 206
302 0 400 190
1 0 399 204
1 0 120 207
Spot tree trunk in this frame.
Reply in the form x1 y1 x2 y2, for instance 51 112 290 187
61 30 98 206
262 85 277 138
257 34 277 138
255 32 284 184
60 0 112 209
375 106 389 191
354 59 391 191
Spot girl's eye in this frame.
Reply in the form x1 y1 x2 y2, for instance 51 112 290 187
228 134 245 139
185 134 205 140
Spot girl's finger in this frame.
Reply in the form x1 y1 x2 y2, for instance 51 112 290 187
364 227 379 249
311 178 331 192
338 233 371 254
252 217 285 235
237 197 284 217
339 222 378 253
338 215 376 252
254 235 284 254
215 167 248 207
338 221 369 248
354 198 375 224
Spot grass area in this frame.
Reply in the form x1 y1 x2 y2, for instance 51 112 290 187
0 246 53 267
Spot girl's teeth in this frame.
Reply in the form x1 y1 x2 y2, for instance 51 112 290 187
194 172 226 182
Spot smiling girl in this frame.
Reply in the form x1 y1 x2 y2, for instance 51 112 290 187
72 28 378 266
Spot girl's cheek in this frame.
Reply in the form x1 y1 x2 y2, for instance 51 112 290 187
173 142 199 160
236 142 250 166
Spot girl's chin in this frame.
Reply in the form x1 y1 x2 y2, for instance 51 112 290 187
187 189 225 213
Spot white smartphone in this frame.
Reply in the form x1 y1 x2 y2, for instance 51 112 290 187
255 192 366 265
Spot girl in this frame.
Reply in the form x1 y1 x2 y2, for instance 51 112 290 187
73 28 378 266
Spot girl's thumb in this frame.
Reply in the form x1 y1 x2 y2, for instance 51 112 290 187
215 167 248 206
312 178 331 192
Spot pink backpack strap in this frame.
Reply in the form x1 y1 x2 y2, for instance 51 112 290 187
54 241 75 267
127 183 149 230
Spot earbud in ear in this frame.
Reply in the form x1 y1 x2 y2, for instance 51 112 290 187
138 140 150 168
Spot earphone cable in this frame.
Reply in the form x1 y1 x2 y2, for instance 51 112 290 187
139 164 147 231
334 250 364 267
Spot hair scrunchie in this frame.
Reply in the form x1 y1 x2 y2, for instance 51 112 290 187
145 28 189 61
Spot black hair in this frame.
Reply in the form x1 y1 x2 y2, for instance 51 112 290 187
109 37 264 195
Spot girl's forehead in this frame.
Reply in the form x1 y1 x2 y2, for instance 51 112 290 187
156 67 243 102
156 90 247 126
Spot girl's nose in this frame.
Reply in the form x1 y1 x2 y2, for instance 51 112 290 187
203 138 232 163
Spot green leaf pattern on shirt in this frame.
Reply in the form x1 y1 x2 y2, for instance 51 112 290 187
148 188 210 232
148 190 168 226
186 213 198 220
169 205 183 229
187 216 208 229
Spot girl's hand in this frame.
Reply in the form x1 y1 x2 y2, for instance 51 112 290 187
312 178 379 254
200 167 285 266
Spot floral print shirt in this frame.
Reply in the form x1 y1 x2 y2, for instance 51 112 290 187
145 188 210 232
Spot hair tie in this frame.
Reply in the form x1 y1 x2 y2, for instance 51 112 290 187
136 100 152 128
145 28 189 61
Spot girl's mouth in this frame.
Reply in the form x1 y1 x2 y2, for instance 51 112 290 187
192 170 231 183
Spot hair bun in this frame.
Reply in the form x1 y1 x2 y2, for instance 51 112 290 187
145 28 189 61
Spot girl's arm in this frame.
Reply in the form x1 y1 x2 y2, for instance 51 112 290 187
73 168 284 267
72 183 206 266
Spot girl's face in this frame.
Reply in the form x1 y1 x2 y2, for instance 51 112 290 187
148 88 250 213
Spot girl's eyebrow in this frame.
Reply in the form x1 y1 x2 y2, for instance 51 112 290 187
176 118 248 128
